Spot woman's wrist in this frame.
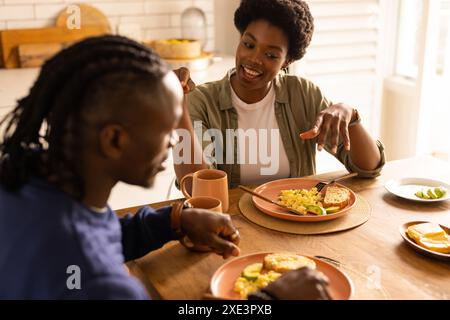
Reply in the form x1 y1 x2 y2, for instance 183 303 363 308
349 108 361 127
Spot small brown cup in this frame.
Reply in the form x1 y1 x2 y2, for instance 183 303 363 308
180 169 229 212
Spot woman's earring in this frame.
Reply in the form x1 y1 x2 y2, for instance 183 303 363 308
281 62 291 74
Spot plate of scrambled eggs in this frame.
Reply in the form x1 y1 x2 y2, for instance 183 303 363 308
400 221 450 261
210 252 353 300
251 178 356 222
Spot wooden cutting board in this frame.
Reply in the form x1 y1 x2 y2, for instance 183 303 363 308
55 3 111 33
0 3 111 68
18 42 66 68
0 25 109 68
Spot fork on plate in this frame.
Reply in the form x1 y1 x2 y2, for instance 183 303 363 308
315 172 358 192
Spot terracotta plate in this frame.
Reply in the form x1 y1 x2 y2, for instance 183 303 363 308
252 178 356 222
210 252 353 300
399 221 450 261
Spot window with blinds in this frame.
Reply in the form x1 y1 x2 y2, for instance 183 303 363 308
292 0 381 135
289 0 382 173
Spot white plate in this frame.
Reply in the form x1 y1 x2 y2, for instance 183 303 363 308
385 178 450 202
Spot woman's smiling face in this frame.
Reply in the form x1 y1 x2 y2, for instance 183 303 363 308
232 19 289 101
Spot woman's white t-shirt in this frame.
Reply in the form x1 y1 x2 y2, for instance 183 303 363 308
231 84 290 185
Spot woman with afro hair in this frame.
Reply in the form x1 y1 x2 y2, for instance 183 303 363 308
174 0 385 188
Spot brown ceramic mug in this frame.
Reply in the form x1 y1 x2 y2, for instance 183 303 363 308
180 169 229 212
184 196 222 212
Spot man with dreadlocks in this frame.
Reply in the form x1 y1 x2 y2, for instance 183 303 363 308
0 35 241 299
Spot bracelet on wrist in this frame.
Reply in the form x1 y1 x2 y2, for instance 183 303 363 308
171 200 194 240
170 202 186 238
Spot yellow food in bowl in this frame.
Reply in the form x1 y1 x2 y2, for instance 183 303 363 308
277 188 323 215
151 39 201 59
164 39 193 44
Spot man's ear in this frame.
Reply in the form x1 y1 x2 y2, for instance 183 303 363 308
99 124 128 159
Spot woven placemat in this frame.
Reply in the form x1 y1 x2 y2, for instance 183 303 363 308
238 193 371 235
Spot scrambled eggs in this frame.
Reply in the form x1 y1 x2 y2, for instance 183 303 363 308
234 268 282 299
277 188 323 215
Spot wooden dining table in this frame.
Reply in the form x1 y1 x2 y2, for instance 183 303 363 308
116 156 450 300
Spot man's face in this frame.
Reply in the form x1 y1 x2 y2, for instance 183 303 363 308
118 72 183 188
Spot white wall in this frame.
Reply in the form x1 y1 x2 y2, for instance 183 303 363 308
214 0 239 55
0 0 216 51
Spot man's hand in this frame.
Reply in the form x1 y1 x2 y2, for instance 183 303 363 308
180 208 240 259
173 67 196 94
262 267 332 300
299 103 356 154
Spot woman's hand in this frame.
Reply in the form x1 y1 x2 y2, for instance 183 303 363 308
261 267 332 300
299 103 356 154
180 208 241 259
173 67 196 94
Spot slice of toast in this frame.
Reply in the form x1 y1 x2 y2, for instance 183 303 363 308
323 186 350 209
263 253 316 273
